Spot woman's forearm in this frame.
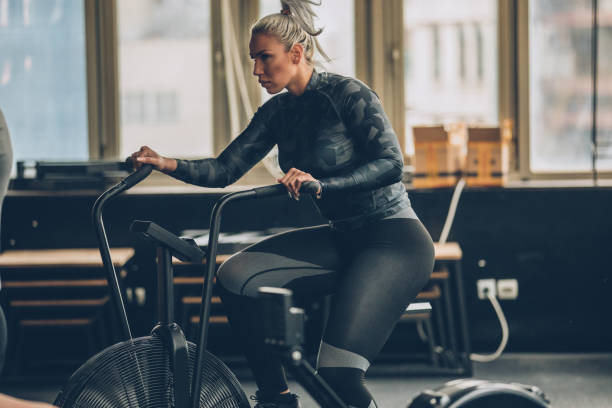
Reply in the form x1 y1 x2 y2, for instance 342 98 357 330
162 157 178 173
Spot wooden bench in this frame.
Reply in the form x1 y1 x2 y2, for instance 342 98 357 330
0 248 134 375
431 242 471 374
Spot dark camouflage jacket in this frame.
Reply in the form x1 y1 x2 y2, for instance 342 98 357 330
173 70 410 230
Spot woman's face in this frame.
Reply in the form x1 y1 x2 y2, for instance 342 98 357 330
249 33 297 94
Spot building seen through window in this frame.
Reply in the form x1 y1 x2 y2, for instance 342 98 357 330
3 0 610 177
117 0 212 159
403 0 498 156
529 0 612 172
0 0 88 167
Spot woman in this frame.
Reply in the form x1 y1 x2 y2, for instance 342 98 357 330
0 108 13 374
132 1 434 407
0 393 56 408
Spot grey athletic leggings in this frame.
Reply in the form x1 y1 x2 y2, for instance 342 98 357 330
216 218 435 408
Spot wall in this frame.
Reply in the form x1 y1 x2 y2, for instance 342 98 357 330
3 185 612 353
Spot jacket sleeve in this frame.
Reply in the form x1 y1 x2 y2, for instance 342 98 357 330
318 79 404 193
170 107 276 188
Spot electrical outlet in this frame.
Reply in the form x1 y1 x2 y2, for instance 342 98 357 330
477 279 496 299
497 279 519 300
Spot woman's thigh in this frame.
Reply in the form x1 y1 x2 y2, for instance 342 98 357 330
322 218 435 362
216 225 343 299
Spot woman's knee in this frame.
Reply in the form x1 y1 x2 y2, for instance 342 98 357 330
216 255 249 296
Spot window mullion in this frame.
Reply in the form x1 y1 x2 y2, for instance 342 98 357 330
86 0 119 160
210 0 228 155
239 0 260 118
383 0 406 157
355 0 406 158
517 0 531 179
85 0 100 160
211 0 259 156
498 0 518 173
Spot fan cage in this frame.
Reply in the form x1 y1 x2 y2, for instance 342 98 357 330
54 334 249 408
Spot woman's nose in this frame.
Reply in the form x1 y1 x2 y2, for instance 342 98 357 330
253 60 263 76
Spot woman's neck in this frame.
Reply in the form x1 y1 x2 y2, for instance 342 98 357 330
286 65 314 96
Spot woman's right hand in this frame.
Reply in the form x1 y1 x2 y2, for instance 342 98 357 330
129 146 177 172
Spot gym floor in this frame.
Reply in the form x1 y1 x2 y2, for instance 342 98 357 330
0 353 610 407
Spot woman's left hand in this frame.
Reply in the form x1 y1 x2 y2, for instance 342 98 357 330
277 168 320 200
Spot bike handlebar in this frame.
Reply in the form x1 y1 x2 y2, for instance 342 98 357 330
92 163 154 341
122 164 154 189
253 181 320 198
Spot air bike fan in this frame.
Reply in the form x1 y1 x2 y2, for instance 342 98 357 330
54 165 250 408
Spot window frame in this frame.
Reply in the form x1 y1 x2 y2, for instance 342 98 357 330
400 0 504 165
80 0 612 185
516 0 612 180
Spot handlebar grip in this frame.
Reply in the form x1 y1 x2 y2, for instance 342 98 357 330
253 184 286 198
122 164 153 189
252 181 321 199
300 181 320 195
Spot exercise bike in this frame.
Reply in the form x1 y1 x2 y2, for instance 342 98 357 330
54 164 249 408
54 165 552 408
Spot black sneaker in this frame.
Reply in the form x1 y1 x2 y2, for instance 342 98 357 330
250 391 301 408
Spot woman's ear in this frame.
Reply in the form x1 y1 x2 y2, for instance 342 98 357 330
290 43 304 64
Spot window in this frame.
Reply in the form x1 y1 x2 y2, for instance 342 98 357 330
526 0 612 174
528 0 596 172
597 0 612 170
403 0 498 155
117 0 212 159
0 0 88 164
258 0 355 102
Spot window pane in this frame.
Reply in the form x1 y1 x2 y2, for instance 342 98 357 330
258 0 355 102
403 0 498 155
117 0 212 159
529 0 594 172
0 0 88 164
597 0 612 170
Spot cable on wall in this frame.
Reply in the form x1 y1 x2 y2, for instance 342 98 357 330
438 178 510 362
470 290 510 362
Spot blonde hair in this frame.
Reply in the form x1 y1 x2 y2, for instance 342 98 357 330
251 0 331 66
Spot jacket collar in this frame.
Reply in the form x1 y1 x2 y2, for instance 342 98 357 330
304 69 321 92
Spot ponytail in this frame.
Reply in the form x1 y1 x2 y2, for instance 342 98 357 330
251 0 331 65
